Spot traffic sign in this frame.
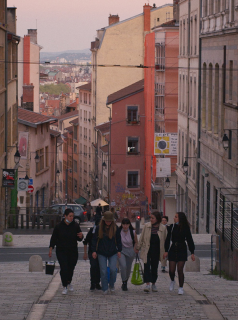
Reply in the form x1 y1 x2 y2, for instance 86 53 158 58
27 185 34 193
29 178 33 185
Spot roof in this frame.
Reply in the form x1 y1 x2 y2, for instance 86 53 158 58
95 122 110 135
100 144 109 153
76 82 91 92
65 125 73 133
70 118 79 125
107 79 144 105
152 19 178 30
56 110 78 121
18 108 57 128
50 129 61 137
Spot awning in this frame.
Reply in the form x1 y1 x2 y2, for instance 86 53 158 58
74 196 87 205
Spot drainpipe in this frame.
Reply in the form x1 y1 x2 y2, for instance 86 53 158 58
185 0 191 215
106 103 111 208
196 0 203 234
4 1 8 230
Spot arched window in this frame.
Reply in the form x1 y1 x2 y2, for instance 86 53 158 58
220 64 225 136
208 63 213 131
203 0 208 16
202 63 207 128
209 0 214 15
214 64 219 134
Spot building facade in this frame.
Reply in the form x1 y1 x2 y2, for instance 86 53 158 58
177 0 200 233
200 0 238 279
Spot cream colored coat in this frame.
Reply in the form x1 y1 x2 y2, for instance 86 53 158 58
137 222 167 264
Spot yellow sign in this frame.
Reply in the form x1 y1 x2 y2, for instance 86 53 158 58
154 133 177 155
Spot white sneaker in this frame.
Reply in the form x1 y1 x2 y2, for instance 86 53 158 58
109 287 115 293
152 284 158 292
68 283 73 291
62 287 68 295
103 290 108 295
169 281 175 291
178 287 184 295
144 284 150 292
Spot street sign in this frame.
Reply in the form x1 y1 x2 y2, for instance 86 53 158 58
27 185 34 193
29 178 33 185
18 179 28 191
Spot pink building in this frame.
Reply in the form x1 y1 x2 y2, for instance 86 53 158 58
107 80 146 221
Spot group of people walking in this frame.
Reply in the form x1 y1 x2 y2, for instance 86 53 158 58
49 209 195 296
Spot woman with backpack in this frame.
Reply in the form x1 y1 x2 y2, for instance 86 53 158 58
91 211 122 295
118 218 138 291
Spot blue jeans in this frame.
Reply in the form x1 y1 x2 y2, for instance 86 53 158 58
98 254 118 292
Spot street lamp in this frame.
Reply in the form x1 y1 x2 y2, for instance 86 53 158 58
165 176 170 188
102 161 107 169
14 149 21 164
222 133 229 151
183 160 188 174
34 152 40 163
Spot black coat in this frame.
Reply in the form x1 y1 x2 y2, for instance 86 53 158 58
49 220 83 250
91 225 122 257
83 226 96 254
164 224 195 262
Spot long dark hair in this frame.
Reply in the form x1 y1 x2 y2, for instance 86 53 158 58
151 211 162 224
120 218 134 231
177 212 190 230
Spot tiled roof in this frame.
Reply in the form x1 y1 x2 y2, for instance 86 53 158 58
100 144 109 153
107 79 144 105
65 125 73 133
70 118 79 125
18 108 57 128
95 122 110 135
50 129 60 137
77 82 91 91
152 19 177 29
56 110 78 120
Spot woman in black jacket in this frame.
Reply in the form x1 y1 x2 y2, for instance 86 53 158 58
91 211 122 295
49 208 83 295
163 212 195 295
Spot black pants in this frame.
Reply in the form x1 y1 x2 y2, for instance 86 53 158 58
89 253 100 285
56 248 78 287
144 251 160 284
87 213 91 222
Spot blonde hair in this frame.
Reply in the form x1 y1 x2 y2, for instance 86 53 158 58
98 219 117 239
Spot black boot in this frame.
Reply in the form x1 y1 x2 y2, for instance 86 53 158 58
121 280 128 291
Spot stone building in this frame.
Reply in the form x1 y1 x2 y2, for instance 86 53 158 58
200 0 238 279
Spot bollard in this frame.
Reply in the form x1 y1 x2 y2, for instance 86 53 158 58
135 215 141 235
29 255 43 272
2 232 14 246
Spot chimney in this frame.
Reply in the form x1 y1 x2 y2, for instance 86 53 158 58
143 3 152 32
108 14 119 26
173 0 179 23
28 29 37 44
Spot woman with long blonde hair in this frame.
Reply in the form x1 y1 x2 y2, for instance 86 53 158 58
92 211 122 294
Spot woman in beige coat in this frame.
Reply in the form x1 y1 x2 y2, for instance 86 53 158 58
136 211 167 293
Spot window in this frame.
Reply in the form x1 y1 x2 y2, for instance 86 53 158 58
201 175 205 218
36 148 44 173
73 160 77 172
80 92 82 103
74 178 77 193
68 155 72 169
127 137 139 154
202 63 207 128
45 146 49 167
89 94 91 105
60 180 62 192
206 181 211 233
74 143 77 153
127 106 138 122
73 126 78 140
84 93 87 104
229 60 233 101
208 64 212 131
59 160 62 172
128 171 139 188
214 64 219 134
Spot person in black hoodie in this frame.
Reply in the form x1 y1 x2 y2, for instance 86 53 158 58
163 212 195 295
83 218 102 291
91 211 122 294
49 208 83 295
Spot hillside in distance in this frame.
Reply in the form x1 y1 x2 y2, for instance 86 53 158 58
40 49 91 62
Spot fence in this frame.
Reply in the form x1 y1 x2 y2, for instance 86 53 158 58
7 207 62 229
217 195 238 250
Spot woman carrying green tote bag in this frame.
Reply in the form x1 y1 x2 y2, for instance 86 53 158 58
131 254 144 285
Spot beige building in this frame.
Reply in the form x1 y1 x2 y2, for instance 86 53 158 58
177 0 200 233
90 4 173 127
199 0 238 279
17 108 58 212
0 6 20 233
77 83 94 200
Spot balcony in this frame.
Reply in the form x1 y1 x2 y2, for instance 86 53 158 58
127 119 140 125
155 83 165 96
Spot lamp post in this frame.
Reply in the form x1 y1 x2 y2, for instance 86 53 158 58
222 129 238 160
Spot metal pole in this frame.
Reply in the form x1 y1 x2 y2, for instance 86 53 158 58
211 235 213 274
65 168 68 204
219 235 221 278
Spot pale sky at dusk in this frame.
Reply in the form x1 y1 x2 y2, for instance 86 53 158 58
7 0 170 52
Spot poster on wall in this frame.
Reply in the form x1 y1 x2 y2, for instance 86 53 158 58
156 158 171 177
154 133 177 156
2 169 15 187
18 132 28 159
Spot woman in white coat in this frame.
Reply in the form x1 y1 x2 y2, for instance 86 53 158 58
136 212 167 293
